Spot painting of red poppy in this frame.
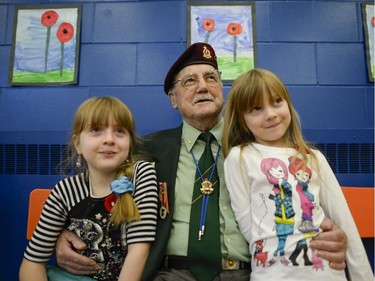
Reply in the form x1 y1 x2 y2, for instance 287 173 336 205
9 4 81 86
188 2 256 81
362 3 374 82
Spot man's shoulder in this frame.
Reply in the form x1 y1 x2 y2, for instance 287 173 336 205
143 125 182 141
140 125 182 161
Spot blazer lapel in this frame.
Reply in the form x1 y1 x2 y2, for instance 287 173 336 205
143 125 182 217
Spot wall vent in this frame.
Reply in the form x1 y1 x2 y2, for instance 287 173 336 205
0 143 373 175
0 144 69 175
315 143 374 174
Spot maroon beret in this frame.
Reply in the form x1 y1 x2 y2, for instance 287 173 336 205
163 42 218 94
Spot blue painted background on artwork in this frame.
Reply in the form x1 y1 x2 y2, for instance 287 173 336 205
14 8 78 72
190 5 254 56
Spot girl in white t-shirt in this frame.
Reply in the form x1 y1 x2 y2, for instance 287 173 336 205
222 68 373 281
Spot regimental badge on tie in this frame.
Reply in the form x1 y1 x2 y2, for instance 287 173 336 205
200 178 214 195
159 182 169 219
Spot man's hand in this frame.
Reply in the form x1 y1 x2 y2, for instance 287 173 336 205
55 229 100 275
310 218 347 270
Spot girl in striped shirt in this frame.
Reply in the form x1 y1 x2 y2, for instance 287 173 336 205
20 97 158 281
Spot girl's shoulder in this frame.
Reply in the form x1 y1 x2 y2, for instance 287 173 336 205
134 160 155 171
50 173 90 205
54 173 89 193
133 160 157 179
227 143 275 157
309 148 329 164
132 160 158 194
310 147 324 156
226 145 242 160
225 144 257 165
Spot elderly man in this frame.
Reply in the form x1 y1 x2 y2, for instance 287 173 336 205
55 43 347 281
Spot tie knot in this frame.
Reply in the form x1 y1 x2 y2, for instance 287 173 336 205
200 132 215 144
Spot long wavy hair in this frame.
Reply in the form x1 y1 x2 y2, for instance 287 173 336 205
63 96 141 224
222 68 317 169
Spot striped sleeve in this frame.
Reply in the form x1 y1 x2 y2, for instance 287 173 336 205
126 161 158 244
24 173 89 262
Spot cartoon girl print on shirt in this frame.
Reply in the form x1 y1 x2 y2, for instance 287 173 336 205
261 158 295 267
288 156 318 233
287 156 324 269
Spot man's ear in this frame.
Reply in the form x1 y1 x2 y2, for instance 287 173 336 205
168 92 178 109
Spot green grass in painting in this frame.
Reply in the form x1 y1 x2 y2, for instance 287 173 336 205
12 70 75 84
217 56 254 81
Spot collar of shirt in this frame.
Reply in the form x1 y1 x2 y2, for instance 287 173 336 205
181 118 223 152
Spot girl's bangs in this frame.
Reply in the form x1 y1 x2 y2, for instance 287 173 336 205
240 78 266 113
81 98 133 130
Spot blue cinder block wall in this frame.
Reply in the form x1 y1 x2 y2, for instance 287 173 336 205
0 0 373 279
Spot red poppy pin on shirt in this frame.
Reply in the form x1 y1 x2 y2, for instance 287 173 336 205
104 193 118 212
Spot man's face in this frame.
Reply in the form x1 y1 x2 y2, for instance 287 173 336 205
168 64 224 128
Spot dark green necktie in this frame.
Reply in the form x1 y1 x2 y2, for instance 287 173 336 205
187 132 221 281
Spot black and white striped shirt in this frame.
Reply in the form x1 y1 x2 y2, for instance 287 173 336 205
24 160 158 280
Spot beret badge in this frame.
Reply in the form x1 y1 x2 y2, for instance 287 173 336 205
203 46 212 60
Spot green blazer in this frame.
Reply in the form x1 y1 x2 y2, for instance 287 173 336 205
141 125 182 281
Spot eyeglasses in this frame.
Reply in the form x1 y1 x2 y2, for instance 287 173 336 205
173 70 222 90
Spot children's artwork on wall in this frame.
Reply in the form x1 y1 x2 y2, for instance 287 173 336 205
8 4 81 86
188 2 256 82
362 3 374 82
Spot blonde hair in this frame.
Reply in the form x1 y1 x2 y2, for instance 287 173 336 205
65 96 140 225
222 68 317 168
